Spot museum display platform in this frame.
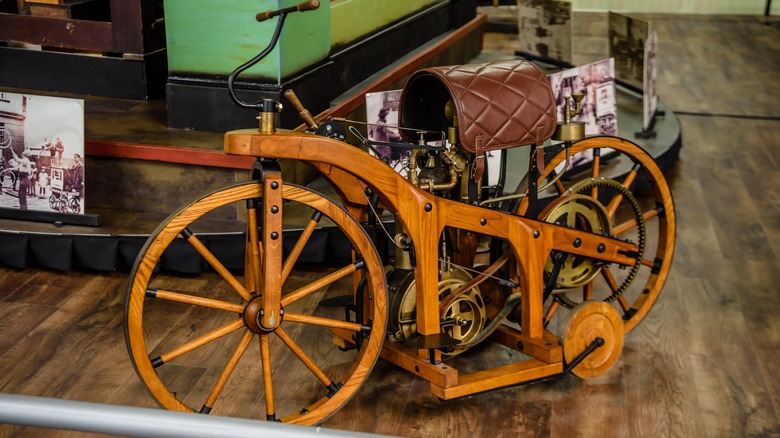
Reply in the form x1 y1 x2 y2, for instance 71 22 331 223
0 10 681 273
0 85 681 272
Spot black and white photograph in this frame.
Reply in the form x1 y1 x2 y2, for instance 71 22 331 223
366 89 410 176
548 58 617 137
517 0 573 62
0 92 85 215
608 11 651 91
643 30 659 130
547 58 617 168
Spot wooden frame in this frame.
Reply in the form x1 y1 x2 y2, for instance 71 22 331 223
220 130 672 397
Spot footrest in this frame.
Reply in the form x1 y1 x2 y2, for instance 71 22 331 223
404 332 460 350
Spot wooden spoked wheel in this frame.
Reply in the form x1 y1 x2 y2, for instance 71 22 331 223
519 136 675 333
561 301 624 379
125 181 387 425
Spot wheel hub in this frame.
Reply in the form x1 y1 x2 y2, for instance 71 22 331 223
243 296 281 333
541 192 612 288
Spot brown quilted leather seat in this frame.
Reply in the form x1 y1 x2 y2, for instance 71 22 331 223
399 60 557 154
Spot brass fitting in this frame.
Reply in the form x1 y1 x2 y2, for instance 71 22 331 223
258 99 283 134
552 93 586 142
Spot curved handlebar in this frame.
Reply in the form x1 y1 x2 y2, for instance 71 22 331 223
228 0 321 110
256 0 319 23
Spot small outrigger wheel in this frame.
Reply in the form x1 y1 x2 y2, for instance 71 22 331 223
561 301 624 379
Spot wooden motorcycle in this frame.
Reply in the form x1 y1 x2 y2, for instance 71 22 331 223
125 1 675 426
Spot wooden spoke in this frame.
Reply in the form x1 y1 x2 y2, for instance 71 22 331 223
543 300 560 324
283 312 365 333
246 200 263 295
201 329 254 413
612 207 660 236
281 262 360 307
605 167 638 218
126 182 387 425
600 266 621 294
281 212 322 284
616 295 631 313
515 136 674 334
583 282 593 301
274 327 335 389
259 334 276 421
590 149 601 199
183 229 252 302
554 178 566 194
150 289 244 313
157 319 245 366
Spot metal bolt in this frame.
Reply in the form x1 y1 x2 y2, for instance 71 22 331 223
573 238 582 248
270 231 279 240
480 218 487 226
270 181 279 189
424 203 432 212
270 205 279 214
597 243 606 253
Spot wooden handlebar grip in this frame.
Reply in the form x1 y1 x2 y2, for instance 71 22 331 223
297 0 320 12
256 10 273 22
284 89 318 130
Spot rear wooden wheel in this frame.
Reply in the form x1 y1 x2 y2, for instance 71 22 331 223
519 136 676 333
125 181 387 425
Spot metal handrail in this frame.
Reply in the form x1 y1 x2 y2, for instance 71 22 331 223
0 394 384 438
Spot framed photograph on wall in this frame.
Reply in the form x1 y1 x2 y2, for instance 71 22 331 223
0 92 85 215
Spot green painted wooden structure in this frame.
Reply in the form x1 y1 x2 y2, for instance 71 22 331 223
164 0 442 81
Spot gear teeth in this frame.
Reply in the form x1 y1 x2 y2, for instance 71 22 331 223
557 178 646 308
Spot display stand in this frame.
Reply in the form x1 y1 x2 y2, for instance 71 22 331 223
514 50 574 69
635 108 665 139
0 207 100 227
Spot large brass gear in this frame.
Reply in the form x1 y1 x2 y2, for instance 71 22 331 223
541 193 612 288
386 265 487 357
547 177 645 308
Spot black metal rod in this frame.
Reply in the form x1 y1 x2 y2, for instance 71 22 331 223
563 337 605 375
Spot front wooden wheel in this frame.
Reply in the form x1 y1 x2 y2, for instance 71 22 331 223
519 136 676 333
125 181 387 425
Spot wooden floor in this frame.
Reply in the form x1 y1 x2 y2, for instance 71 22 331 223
2 12 780 438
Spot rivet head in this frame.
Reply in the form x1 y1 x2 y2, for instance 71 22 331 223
533 230 540 239
424 203 432 212
270 181 279 189
480 218 487 226
270 205 279 214
597 243 606 253
270 231 279 240
573 237 582 248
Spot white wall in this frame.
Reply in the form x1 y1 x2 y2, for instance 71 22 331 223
568 0 779 15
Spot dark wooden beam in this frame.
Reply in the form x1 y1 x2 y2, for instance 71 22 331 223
0 14 115 52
